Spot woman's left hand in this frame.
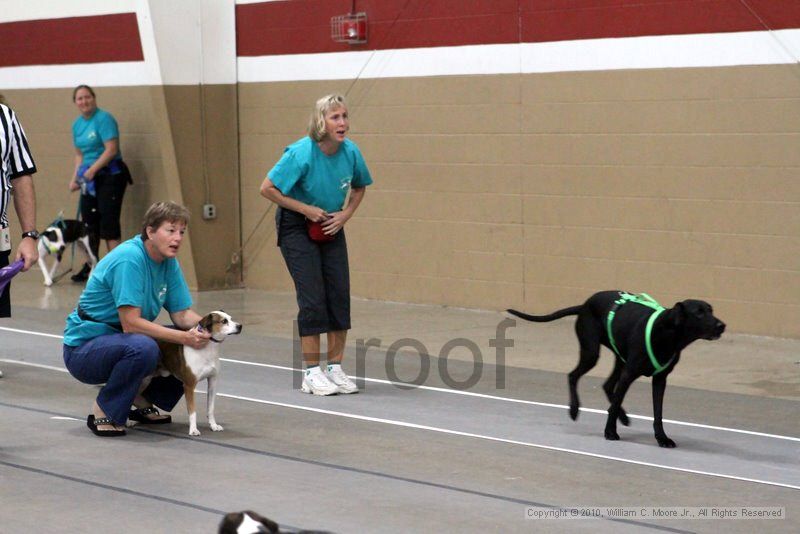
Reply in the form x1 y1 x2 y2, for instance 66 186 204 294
321 210 350 236
83 167 96 181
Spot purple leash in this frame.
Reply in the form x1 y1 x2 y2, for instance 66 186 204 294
0 259 25 295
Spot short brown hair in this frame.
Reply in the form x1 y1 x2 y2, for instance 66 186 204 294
72 84 96 102
140 201 190 240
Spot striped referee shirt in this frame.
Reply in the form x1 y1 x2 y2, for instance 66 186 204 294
0 103 37 229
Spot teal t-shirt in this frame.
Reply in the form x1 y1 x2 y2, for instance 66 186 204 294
267 137 373 213
72 108 122 166
63 235 193 347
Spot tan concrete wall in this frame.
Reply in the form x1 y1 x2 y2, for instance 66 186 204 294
4 86 199 289
239 65 800 338
162 84 241 289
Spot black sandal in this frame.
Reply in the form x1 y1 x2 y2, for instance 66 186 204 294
128 406 172 425
87 414 126 437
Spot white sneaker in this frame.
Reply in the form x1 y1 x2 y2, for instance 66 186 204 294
325 364 359 394
301 367 338 396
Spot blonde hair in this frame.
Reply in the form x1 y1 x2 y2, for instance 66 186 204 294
307 93 347 142
140 201 190 240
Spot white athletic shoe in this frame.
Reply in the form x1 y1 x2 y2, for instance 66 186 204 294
301 368 339 396
325 364 359 394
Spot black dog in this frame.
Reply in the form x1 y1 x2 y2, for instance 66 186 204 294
508 291 725 447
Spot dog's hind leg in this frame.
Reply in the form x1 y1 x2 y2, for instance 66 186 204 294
605 370 636 441
603 359 630 426
568 315 601 421
78 236 98 270
206 374 223 432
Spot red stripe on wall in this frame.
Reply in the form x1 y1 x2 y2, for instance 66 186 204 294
0 13 143 68
237 0 520 56
520 0 792 42
237 0 800 56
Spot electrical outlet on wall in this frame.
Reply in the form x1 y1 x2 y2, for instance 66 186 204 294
202 204 217 220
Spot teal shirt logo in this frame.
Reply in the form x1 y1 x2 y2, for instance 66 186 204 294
158 284 167 303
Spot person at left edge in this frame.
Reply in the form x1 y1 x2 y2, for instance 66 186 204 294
62 202 211 436
0 97 39 378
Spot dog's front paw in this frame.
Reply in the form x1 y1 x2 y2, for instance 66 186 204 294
210 423 223 432
604 429 620 441
569 403 580 421
189 427 201 436
656 435 676 448
43 280 53 287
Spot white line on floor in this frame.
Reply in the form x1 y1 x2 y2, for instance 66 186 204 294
2 326 798 443
220 358 800 443
213 390 800 492
2 357 798 491
0 359 69 373
0 326 63 339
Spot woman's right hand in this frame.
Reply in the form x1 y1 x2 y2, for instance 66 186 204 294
68 178 80 192
304 205 329 222
184 326 211 349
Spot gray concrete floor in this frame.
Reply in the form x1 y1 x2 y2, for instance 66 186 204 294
1 270 798 533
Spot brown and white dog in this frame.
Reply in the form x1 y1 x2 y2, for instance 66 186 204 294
156 310 242 436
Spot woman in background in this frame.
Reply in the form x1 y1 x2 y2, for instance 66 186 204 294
68 85 132 282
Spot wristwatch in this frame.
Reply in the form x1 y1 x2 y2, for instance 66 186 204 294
21 230 40 240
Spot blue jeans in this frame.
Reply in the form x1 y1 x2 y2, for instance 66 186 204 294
63 333 184 425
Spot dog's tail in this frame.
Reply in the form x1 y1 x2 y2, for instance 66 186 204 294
506 306 582 323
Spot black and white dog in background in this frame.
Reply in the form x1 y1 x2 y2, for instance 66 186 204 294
38 219 97 286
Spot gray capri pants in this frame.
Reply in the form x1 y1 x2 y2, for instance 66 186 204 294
276 207 351 336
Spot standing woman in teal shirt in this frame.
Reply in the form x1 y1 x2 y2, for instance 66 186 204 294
68 85 132 282
260 94 372 396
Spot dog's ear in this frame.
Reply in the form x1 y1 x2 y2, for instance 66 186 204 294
218 512 243 534
670 302 686 328
199 314 214 332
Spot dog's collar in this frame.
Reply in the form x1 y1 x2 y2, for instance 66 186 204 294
197 324 222 343
607 292 674 374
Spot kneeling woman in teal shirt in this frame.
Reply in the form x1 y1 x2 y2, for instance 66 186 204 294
63 202 211 436
260 94 372 396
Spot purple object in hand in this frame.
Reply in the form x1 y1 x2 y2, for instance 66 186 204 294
0 259 24 294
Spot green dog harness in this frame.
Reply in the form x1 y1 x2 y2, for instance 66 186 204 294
606 292 673 375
